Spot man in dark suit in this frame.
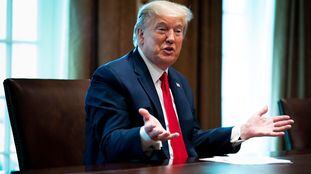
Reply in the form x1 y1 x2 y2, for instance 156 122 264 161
84 1 294 165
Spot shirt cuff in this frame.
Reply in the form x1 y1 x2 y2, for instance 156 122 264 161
230 125 244 146
140 126 162 151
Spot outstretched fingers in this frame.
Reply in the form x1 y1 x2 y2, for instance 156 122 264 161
272 115 292 122
167 132 179 139
274 119 294 127
273 125 292 132
157 131 179 141
273 116 294 132
267 131 285 137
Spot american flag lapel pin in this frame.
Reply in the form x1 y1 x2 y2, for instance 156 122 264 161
176 82 181 87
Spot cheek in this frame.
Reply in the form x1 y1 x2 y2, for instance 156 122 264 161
152 35 165 45
176 39 183 50
148 37 161 48
177 37 184 45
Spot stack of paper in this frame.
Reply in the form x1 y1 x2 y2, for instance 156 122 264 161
200 154 292 165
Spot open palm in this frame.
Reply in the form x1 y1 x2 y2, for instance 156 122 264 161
240 106 294 140
139 108 179 141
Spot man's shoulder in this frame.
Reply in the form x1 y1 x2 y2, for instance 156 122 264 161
95 49 137 76
101 51 133 68
169 67 188 82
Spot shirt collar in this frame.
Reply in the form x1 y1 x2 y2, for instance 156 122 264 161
138 46 168 84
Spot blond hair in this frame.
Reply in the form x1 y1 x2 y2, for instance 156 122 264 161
133 0 193 47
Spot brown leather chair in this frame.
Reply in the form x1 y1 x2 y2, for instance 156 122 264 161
3 78 89 171
278 98 311 151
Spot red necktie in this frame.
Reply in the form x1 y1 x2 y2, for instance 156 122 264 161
160 72 188 162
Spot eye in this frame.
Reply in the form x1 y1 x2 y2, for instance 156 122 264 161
157 28 166 32
174 28 183 35
156 26 168 34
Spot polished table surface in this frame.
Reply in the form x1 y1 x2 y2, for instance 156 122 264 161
12 152 311 174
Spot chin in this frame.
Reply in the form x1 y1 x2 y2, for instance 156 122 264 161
160 54 177 60
161 59 177 68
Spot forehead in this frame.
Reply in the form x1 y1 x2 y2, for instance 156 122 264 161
149 14 185 27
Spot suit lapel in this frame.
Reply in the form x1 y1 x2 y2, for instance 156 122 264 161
131 49 166 128
168 69 189 124
131 50 171 158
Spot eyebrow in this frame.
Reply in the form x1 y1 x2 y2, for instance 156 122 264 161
155 22 183 28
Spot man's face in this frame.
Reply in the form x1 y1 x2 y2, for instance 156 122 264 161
138 15 185 70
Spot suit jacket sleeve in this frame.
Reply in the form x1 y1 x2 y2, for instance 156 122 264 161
84 65 146 164
192 127 240 157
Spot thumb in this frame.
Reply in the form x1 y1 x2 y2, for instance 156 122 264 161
139 108 150 121
257 105 268 117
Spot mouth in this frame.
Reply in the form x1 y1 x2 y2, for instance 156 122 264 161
163 47 175 55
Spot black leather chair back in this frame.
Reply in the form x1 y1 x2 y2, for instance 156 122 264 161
278 98 311 151
3 78 89 170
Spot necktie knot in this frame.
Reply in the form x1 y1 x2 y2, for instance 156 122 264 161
160 72 168 82
160 72 170 93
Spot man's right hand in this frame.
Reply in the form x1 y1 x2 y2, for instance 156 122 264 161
139 108 179 141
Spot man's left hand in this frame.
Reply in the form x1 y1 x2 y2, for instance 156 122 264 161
240 106 294 140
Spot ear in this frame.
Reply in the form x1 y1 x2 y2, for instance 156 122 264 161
138 28 144 45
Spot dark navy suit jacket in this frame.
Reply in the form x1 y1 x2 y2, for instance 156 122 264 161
84 48 240 165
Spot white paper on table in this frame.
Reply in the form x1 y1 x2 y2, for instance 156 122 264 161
200 154 292 165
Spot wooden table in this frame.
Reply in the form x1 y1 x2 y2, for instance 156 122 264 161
12 152 311 174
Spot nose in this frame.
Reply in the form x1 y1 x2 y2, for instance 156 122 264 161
165 29 175 44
